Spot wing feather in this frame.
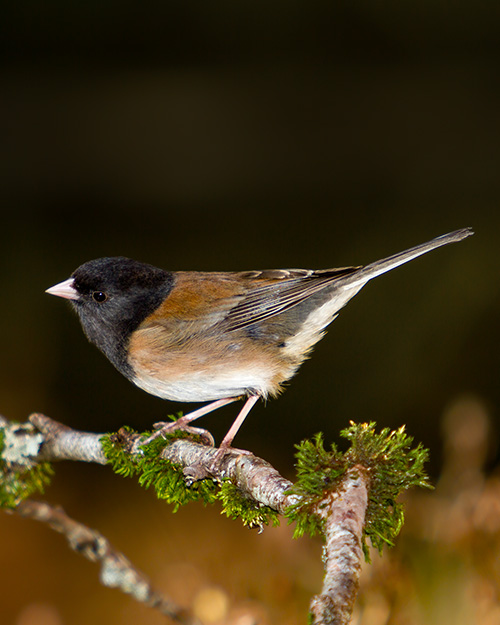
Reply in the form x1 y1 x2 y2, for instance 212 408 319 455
221 266 360 331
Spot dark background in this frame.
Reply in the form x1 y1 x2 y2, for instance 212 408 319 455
1 3 499 624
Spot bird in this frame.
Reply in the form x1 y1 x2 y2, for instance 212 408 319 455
46 227 473 448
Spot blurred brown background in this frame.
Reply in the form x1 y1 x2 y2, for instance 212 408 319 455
1 3 499 624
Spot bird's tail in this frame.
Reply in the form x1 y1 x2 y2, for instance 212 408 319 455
341 227 474 290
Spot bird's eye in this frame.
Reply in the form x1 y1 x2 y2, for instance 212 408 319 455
92 291 107 303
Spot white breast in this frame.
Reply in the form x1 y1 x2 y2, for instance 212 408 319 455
131 366 274 402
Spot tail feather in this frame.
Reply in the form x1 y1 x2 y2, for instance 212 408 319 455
341 227 474 290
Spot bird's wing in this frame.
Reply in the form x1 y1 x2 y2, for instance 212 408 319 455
221 227 474 332
221 266 360 331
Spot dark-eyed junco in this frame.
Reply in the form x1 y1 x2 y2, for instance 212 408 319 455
46 228 472 447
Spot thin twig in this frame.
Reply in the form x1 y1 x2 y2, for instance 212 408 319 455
13 499 201 625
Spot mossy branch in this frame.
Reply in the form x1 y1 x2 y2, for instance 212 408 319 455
0 413 431 625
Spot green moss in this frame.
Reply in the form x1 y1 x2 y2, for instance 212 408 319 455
102 426 279 527
101 426 218 511
285 423 431 556
286 433 346 538
342 421 432 557
219 480 280 529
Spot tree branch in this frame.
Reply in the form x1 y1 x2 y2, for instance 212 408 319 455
28 413 299 513
13 499 200 625
310 466 369 625
2 413 424 625
29 413 107 464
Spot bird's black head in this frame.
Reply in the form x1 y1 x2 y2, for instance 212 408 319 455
48 257 174 376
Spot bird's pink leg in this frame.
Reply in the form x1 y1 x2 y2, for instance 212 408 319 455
220 395 260 448
140 397 240 446
174 397 240 426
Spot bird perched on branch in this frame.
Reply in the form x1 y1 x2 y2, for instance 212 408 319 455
46 227 473 447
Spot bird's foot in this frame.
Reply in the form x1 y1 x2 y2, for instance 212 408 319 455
210 444 254 474
182 443 253 484
139 419 215 448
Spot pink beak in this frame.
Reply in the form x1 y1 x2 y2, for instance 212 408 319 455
45 278 80 301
